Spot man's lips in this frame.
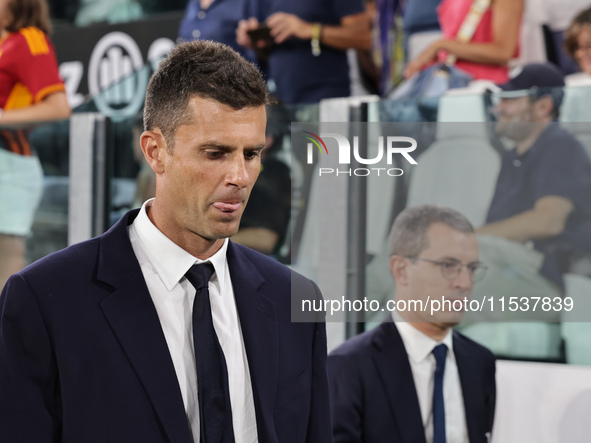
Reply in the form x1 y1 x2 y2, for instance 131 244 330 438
449 294 470 302
212 201 242 212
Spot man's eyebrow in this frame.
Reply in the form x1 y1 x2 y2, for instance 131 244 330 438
199 142 266 150
439 256 482 266
437 256 462 262
438 256 481 265
199 142 233 150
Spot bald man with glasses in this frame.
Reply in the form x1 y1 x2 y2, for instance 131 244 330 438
328 205 496 443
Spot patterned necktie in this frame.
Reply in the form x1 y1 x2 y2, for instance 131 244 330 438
185 263 235 443
432 343 447 443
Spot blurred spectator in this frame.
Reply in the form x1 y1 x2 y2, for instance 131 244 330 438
231 104 291 257
564 6 591 85
462 63 591 358
544 0 590 76
404 0 523 84
0 0 71 289
236 0 372 104
481 63 591 293
178 0 249 57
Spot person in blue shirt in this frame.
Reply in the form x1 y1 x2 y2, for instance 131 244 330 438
461 63 591 360
236 0 371 104
481 63 591 293
179 0 248 57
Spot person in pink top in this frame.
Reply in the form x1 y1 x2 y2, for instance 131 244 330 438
404 0 523 83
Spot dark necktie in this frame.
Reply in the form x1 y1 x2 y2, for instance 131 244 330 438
185 263 235 443
432 343 447 443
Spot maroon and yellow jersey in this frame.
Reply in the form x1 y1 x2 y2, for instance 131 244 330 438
0 27 65 156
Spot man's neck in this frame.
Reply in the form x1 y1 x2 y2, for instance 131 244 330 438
516 121 550 156
397 310 451 342
147 201 224 260
408 322 450 342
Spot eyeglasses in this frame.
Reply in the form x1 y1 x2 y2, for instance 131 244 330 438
406 257 487 282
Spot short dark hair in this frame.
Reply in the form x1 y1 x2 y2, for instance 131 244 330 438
564 7 591 60
388 205 474 258
144 40 269 150
7 0 52 35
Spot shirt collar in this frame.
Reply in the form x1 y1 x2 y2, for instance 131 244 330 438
133 199 229 294
392 311 454 364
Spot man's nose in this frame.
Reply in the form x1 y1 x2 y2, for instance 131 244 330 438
453 265 473 290
226 156 251 187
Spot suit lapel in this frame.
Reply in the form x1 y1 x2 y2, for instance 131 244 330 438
371 321 427 443
227 242 278 443
454 333 481 443
97 210 193 443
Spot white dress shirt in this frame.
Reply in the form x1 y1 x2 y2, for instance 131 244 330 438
128 199 258 443
393 312 469 443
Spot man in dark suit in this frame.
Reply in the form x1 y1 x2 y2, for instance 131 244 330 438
328 205 496 443
0 40 331 443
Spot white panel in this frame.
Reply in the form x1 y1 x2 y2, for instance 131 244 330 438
68 113 97 245
494 360 591 442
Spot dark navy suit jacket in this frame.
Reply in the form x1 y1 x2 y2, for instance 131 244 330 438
0 210 332 443
328 320 496 443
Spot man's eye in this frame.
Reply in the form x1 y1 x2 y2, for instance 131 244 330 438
440 261 459 270
467 264 480 273
245 150 261 159
206 151 224 159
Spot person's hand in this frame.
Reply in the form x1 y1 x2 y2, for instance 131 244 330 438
266 12 313 44
403 41 441 78
236 17 260 49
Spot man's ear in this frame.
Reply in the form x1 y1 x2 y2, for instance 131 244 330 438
390 255 409 286
140 129 167 174
533 95 554 120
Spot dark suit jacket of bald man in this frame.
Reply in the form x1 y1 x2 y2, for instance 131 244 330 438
0 209 332 443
